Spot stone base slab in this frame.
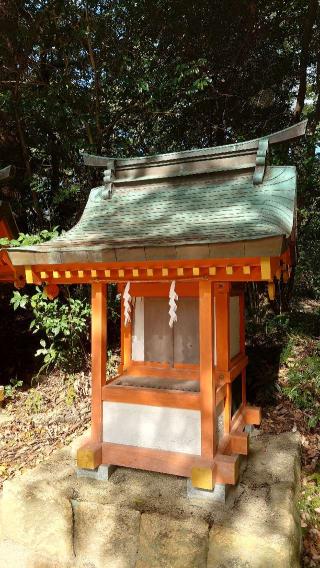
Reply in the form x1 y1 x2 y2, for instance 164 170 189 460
76 463 116 481
187 479 228 503
0 432 302 568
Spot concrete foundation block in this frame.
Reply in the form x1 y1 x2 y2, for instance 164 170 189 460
136 512 209 568
207 524 300 568
0 478 74 562
76 463 116 481
187 479 228 503
73 502 140 568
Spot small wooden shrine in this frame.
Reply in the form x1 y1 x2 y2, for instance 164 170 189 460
6 121 306 490
0 166 18 283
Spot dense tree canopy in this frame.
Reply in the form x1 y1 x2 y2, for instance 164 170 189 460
0 0 320 292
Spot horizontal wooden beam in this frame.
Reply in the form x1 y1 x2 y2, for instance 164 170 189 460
102 442 241 485
230 431 249 455
125 362 199 379
243 405 262 426
31 266 263 284
119 281 199 297
102 384 200 410
214 354 248 385
215 454 240 485
102 443 212 477
17 255 284 285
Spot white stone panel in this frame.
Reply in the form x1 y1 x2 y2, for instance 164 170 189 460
230 296 240 359
103 402 201 455
132 297 144 361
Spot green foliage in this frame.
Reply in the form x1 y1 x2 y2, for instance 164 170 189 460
11 288 91 373
0 228 60 249
279 337 295 365
4 378 23 399
299 474 320 531
25 389 43 414
65 376 77 407
282 349 320 429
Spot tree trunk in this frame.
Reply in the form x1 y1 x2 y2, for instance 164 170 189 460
293 0 318 121
12 85 42 219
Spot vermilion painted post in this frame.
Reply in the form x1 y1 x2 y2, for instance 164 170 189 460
91 282 107 443
239 291 245 355
199 280 216 460
214 283 231 434
239 291 247 405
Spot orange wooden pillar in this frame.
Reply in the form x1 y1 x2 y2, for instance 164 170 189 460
91 282 107 443
199 280 216 460
214 283 231 434
239 290 246 405
77 282 107 469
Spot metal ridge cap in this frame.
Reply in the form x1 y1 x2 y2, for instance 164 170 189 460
112 163 255 185
83 120 307 168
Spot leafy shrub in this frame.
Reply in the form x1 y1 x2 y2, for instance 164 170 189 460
4 378 23 399
0 227 60 248
11 288 90 373
282 350 320 429
299 473 320 531
25 389 43 414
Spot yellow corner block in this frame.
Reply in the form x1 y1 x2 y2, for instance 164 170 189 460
209 266 216 276
104 270 111 277
65 271 72 279
191 467 214 491
77 444 102 470
192 267 200 276
162 268 168 276
226 266 233 275
91 270 97 278
25 266 34 284
260 257 271 280
243 265 251 275
132 269 139 277
177 267 184 276
118 269 125 277
268 282 275 301
147 268 154 277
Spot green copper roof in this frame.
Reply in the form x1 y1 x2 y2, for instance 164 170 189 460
7 165 296 266
7 120 307 266
47 166 296 247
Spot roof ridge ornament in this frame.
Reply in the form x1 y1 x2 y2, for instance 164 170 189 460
102 160 115 199
253 138 269 185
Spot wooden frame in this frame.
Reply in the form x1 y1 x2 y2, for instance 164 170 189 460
91 282 107 443
7 124 304 485
73 276 260 484
199 280 216 460
12 253 290 286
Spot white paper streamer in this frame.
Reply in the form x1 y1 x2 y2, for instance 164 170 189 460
169 280 178 327
123 281 131 326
